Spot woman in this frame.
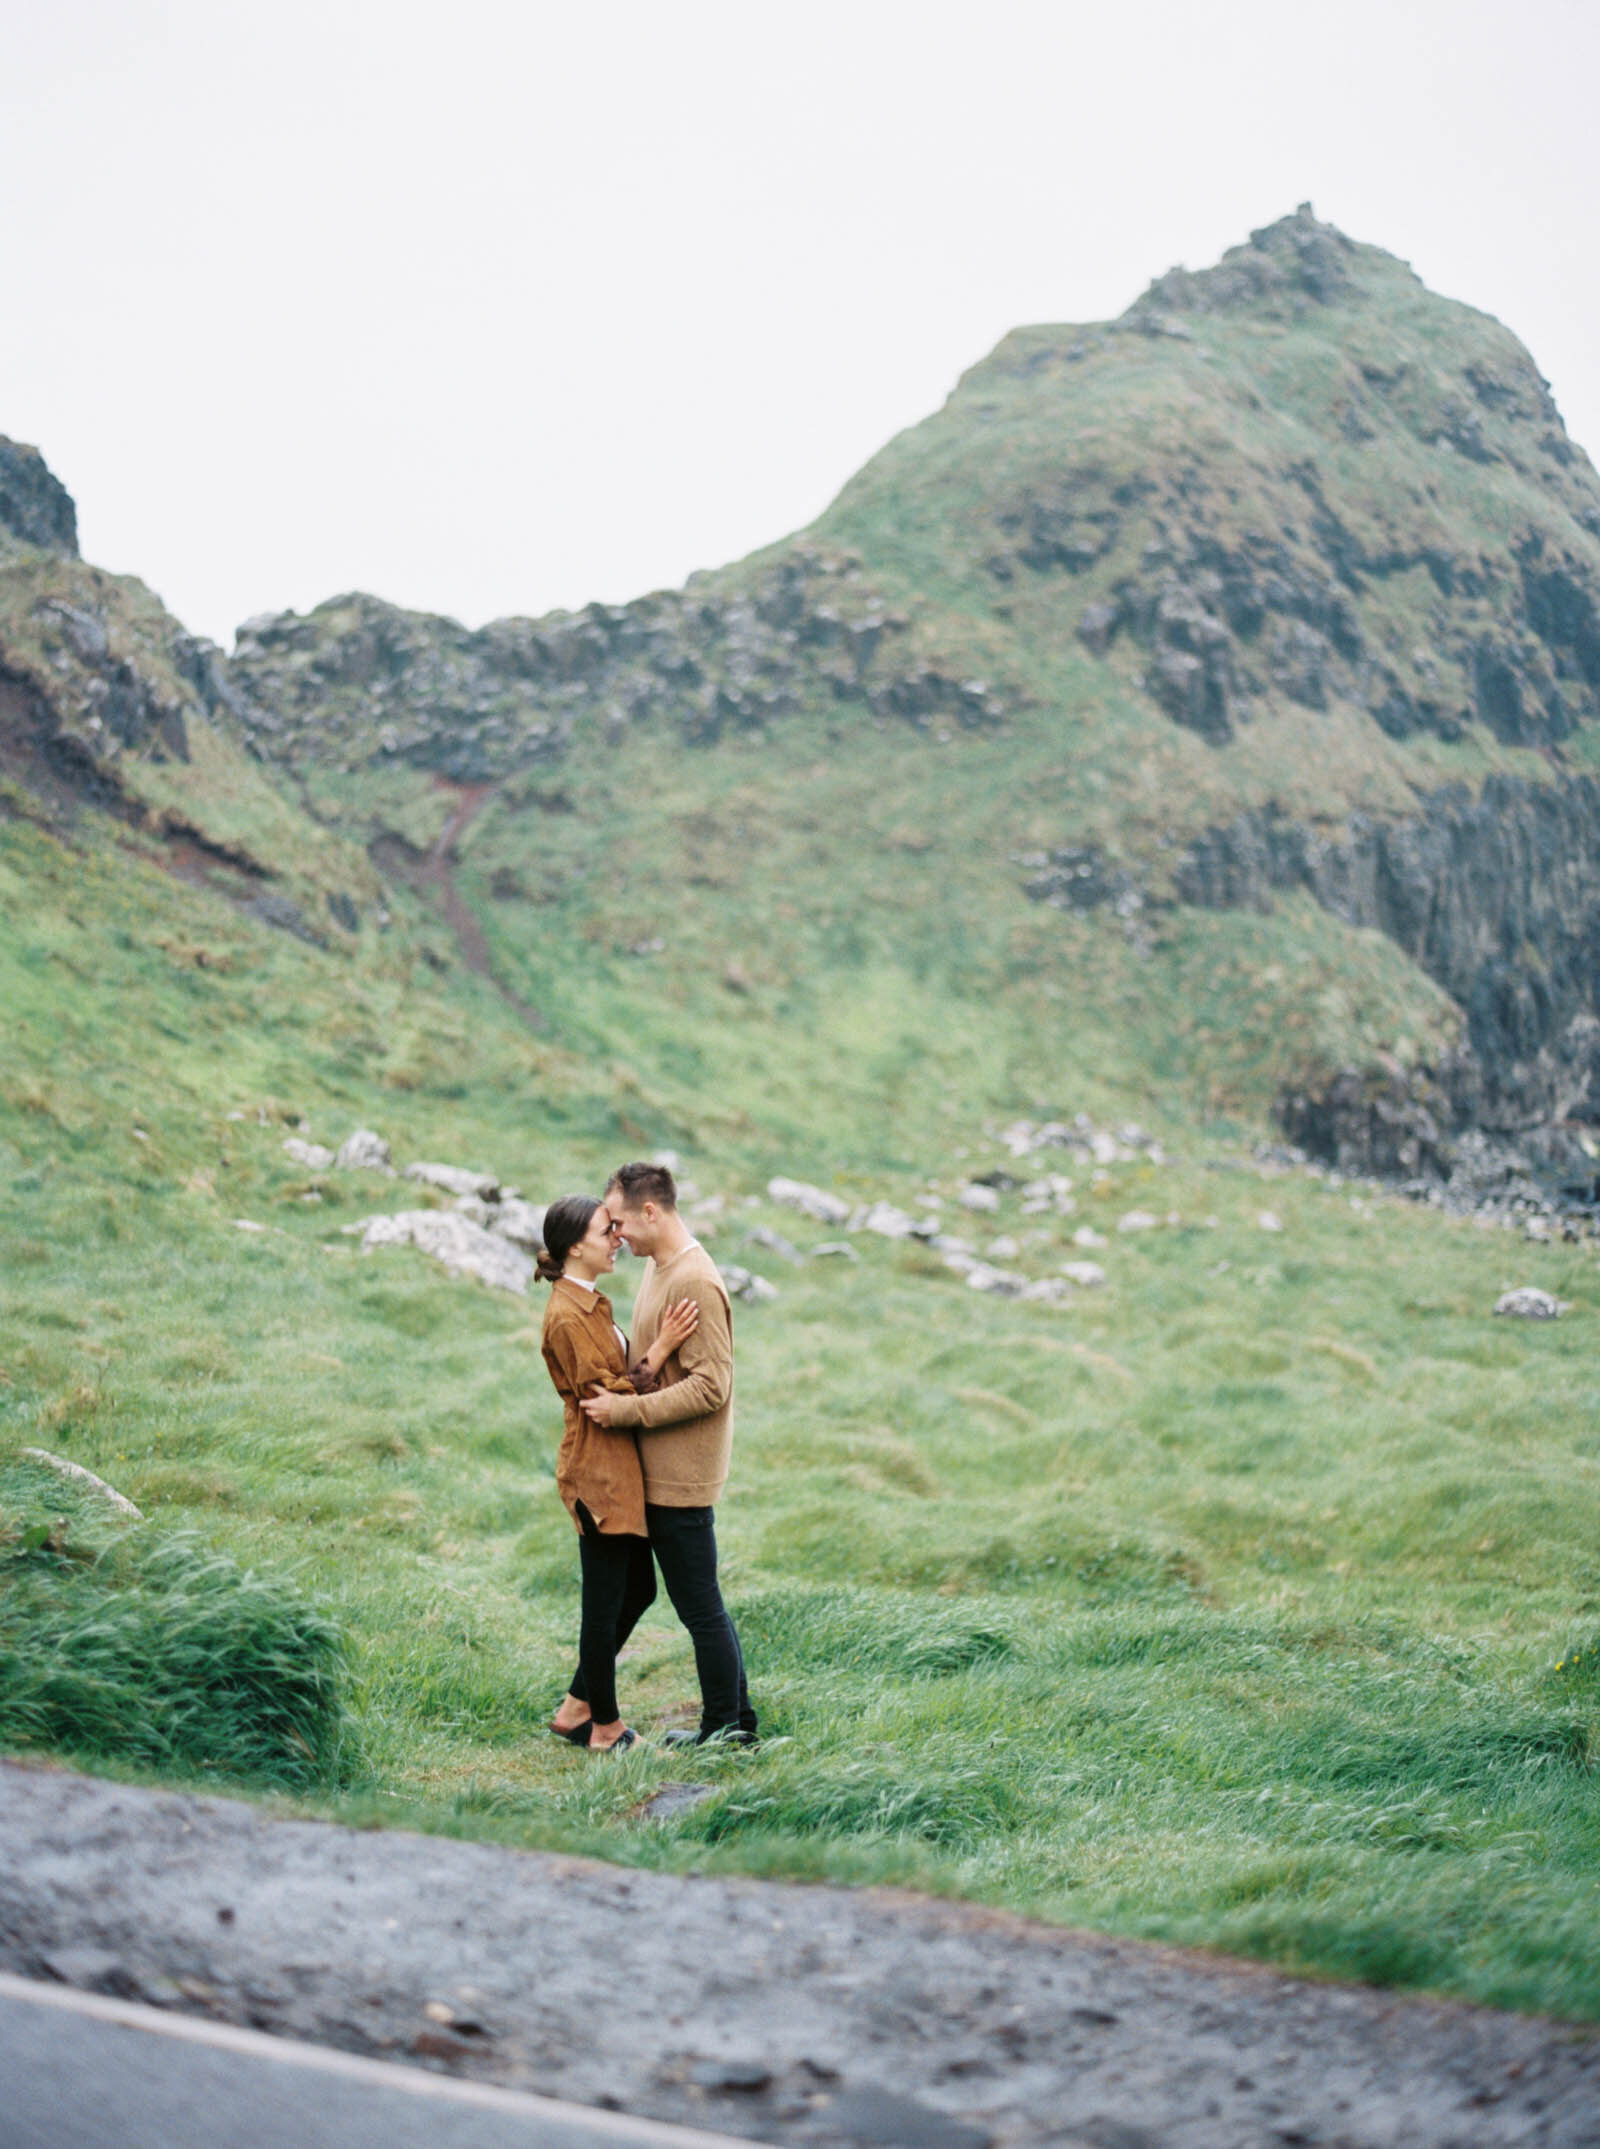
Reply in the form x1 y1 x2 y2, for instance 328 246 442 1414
537 1193 698 1753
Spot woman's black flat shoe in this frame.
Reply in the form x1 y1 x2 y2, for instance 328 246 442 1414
550 1718 594 1746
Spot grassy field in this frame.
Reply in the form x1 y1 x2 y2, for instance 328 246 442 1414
3 803 1598 2022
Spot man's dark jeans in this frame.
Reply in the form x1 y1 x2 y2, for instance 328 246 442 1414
646 1502 757 1738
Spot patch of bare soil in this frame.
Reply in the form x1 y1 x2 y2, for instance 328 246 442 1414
371 781 543 1027
1 1761 1595 2148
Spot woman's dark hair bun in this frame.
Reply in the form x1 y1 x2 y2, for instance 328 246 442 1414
537 1193 602 1284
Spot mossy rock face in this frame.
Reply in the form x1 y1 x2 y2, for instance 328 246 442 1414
0 436 78 555
193 209 1600 1160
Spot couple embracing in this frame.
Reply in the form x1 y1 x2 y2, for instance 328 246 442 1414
536 1159 757 1754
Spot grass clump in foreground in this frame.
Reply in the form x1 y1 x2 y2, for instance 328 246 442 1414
0 1463 352 1792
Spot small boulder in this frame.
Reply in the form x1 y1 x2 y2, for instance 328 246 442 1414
810 1241 860 1261
1062 1260 1107 1287
721 1263 779 1304
856 1201 920 1239
1493 1286 1571 1319
958 1183 1001 1214
336 1128 393 1173
1072 1225 1109 1249
963 1262 1026 1296
747 1225 803 1264
491 1197 548 1251
282 1136 334 1170
1257 1210 1284 1233
352 1211 532 1293
1117 1210 1158 1233
768 1176 852 1225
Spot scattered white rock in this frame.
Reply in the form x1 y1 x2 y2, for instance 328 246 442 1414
748 1225 803 1264
1072 1225 1109 1249
1117 1211 1159 1233
915 1193 943 1211
987 1235 1021 1260
855 1201 920 1239
336 1129 393 1173
491 1198 547 1251
810 1240 860 1261
1257 1211 1284 1233
1018 1277 1074 1304
1021 1198 1053 1216
963 1262 1026 1296
405 1161 500 1200
1061 1261 1107 1287
768 1176 852 1225
232 1219 267 1234
1523 1216 1553 1243
1494 1286 1571 1319
930 1234 974 1256
958 1183 1002 1214
281 1136 335 1170
720 1263 780 1304
22 1448 143 1520
350 1211 532 1293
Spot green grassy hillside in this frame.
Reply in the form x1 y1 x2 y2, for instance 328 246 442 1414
3 795 1598 2018
3 212 1600 2021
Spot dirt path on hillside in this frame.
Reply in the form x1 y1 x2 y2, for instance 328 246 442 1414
1 1760 1595 2149
374 781 545 1029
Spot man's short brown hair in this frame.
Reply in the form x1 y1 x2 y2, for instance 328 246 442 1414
607 1159 678 1210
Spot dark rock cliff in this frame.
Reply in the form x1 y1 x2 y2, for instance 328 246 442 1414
1027 771 1600 1161
229 550 1008 783
0 437 79 556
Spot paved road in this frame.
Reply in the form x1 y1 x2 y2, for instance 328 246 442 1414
0 1973 756 2149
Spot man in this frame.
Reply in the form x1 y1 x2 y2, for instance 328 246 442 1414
580 1160 757 1744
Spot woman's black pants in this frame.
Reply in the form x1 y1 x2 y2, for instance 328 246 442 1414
568 1526 656 1726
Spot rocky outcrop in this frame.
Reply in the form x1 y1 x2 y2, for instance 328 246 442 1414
230 549 1010 781
1028 772 1600 1156
957 208 1600 750
1173 776 1600 1130
1126 205 1360 321
1063 489 1600 751
0 438 78 555
0 444 377 940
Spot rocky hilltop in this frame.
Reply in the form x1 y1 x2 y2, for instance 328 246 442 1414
9 211 1600 1184
0 437 376 940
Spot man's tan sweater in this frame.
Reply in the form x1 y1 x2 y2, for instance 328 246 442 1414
603 1240 733 1506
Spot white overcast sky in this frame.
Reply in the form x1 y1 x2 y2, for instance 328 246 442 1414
6 0 1597 647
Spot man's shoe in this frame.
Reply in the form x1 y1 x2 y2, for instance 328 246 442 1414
662 1725 759 1749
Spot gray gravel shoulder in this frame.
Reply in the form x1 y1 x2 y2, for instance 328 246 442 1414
1 1758 1596 2149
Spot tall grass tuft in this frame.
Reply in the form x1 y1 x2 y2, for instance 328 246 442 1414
0 1512 353 1791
